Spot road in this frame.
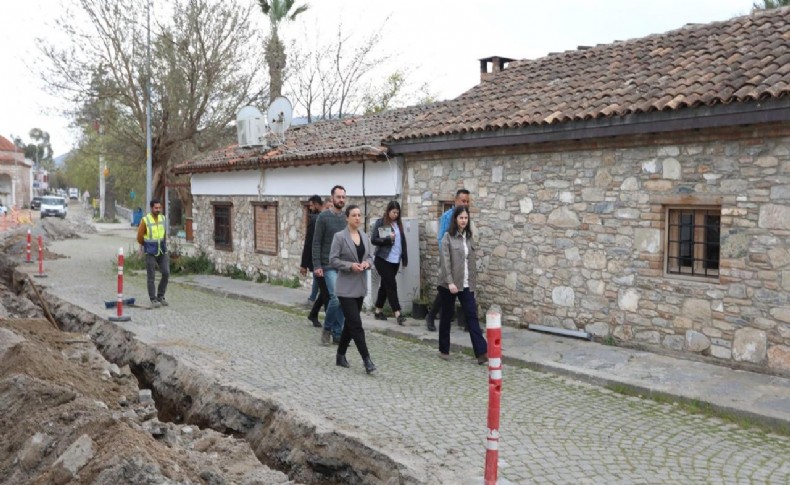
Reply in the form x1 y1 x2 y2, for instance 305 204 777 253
25 203 790 484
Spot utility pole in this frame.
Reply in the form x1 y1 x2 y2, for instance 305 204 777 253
145 0 153 210
98 121 105 220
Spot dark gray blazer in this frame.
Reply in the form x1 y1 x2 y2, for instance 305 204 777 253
329 228 374 298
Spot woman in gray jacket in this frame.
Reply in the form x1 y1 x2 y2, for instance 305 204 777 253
438 206 488 364
329 205 377 374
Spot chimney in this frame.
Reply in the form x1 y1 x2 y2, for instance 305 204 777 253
479 56 516 82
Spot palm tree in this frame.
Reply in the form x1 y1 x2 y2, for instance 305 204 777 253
258 0 309 103
753 0 790 10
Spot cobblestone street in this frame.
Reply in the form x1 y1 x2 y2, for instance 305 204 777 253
34 226 790 484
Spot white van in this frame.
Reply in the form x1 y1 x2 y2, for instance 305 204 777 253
69 188 79 200
41 196 68 219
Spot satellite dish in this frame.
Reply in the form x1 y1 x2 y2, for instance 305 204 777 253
267 96 293 136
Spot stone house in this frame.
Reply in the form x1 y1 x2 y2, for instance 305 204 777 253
385 9 790 373
172 105 429 281
0 135 33 208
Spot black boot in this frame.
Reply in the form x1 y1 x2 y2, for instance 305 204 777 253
336 353 349 368
362 356 376 374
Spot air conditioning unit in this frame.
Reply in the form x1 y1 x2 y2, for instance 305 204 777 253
236 106 267 148
365 217 421 312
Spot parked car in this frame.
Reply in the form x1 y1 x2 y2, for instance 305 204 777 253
40 196 68 219
0 203 7 215
30 196 42 210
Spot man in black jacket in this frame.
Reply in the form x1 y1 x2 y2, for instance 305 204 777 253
300 195 326 327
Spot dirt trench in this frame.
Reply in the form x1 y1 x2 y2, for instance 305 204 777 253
0 223 424 485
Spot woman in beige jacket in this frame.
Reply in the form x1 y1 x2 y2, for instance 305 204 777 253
438 206 488 364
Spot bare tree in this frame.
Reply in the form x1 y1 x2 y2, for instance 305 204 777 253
286 22 388 120
37 0 265 215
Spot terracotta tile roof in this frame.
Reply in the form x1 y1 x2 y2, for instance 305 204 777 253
389 8 790 142
174 104 432 174
0 135 23 163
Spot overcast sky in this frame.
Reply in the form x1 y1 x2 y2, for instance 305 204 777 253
0 0 754 157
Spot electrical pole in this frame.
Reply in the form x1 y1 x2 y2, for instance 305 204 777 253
145 0 153 210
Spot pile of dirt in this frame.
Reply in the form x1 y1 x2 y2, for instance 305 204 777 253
1 217 94 260
0 265 297 484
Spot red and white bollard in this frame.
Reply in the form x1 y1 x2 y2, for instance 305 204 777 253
33 235 47 278
109 247 131 322
484 306 503 485
25 229 32 263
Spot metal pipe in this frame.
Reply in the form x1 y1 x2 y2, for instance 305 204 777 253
528 324 592 340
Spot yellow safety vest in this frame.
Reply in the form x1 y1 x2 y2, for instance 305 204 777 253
143 213 167 256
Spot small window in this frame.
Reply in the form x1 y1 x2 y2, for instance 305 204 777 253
666 207 720 279
439 200 454 217
212 202 232 251
253 202 278 255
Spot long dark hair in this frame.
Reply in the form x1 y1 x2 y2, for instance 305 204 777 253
382 200 402 227
448 206 472 238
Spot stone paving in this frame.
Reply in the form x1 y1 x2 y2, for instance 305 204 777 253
24 219 790 484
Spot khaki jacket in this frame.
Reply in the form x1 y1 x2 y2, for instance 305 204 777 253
438 231 476 292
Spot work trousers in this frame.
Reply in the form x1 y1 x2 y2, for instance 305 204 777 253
146 252 170 301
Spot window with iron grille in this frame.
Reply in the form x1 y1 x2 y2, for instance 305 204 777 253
253 202 278 255
439 200 454 217
212 202 232 251
666 207 720 279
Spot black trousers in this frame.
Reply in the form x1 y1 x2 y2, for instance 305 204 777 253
309 275 329 319
374 257 401 312
427 288 455 322
337 296 369 359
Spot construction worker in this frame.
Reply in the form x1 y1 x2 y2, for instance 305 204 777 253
137 198 169 308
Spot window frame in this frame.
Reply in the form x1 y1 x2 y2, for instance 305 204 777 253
664 205 721 281
439 200 454 217
252 201 279 255
212 202 233 251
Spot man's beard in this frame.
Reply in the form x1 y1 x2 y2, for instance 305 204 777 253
333 201 345 210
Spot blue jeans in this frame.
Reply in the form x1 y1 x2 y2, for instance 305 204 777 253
308 274 320 301
323 269 345 339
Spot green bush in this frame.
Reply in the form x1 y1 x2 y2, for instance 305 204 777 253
115 245 146 271
172 251 214 275
225 265 252 280
267 276 300 288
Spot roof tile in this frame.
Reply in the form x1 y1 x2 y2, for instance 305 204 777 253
390 8 790 142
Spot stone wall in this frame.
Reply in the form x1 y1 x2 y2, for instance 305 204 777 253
191 195 391 283
403 126 790 373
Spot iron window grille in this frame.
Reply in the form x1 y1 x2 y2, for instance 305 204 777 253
666 207 720 279
212 203 232 251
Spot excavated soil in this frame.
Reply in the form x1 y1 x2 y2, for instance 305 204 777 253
0 224 296 485
0 220 423 485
